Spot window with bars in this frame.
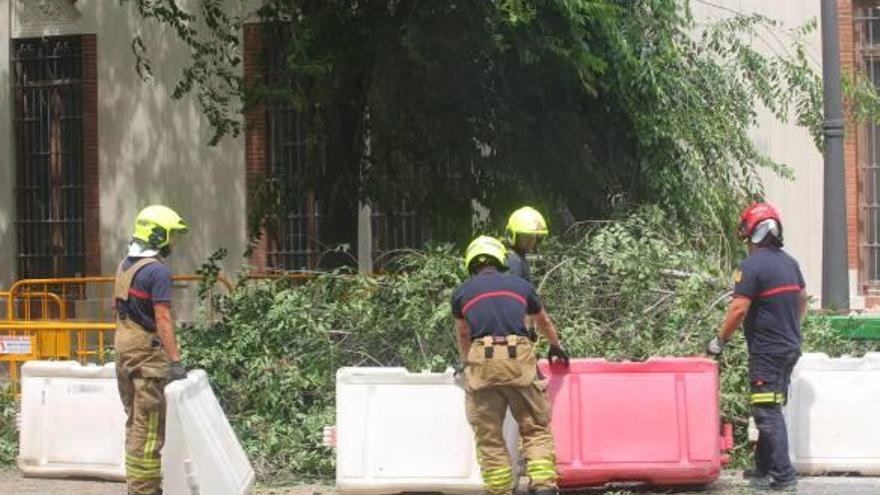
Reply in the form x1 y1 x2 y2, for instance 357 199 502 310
12 36 86 279
252 25 468 272
370 158 468 270
261 26 361 272
262 26 323 272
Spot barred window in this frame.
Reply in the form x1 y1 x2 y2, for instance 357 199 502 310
370 157 467 270
13 36 85 279
262 27 326 271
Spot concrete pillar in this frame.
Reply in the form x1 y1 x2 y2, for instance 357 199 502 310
358 203 373 273
0 0 15 288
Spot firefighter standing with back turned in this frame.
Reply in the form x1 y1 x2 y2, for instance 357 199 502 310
114 205 189 495
452 236 569 495
706 203 807 492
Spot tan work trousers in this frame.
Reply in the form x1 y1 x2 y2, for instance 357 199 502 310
465 336 558 494
115 319 169 495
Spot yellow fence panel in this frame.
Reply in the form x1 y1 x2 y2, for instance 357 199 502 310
0 274 233 394
5 274 233 323
0 321 116 394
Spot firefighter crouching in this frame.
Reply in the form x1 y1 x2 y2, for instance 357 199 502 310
452 236 569 495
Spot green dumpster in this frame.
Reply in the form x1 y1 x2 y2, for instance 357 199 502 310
829 314 880 340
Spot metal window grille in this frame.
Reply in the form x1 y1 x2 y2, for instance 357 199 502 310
371 199 425 256
858 8 880 284
370 156 466 269
265 102 321 271
263 29 322 271
12 36 85 279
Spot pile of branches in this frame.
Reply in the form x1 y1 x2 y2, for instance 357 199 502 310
180 207 877 481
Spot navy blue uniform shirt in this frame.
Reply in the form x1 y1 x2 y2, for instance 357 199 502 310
117 257 172 332
734 247 805 355
506 250 532 283
451 267 542 339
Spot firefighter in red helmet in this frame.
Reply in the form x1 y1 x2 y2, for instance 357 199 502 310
706 203 808 491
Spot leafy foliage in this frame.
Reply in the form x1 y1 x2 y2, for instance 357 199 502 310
179 245 465 480
0 386 16 465
179 208 879 481
126 0 823 244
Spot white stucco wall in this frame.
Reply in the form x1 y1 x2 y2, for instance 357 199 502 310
0 0 247 289
692 0 826 304
90 0 247 279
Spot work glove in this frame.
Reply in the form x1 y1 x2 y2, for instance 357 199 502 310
168 361 187 382
705 336 726 357
547 345 570 366
453 362 467 378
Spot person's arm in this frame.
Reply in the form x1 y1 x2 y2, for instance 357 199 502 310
717 297 751 342
532 309 562 348
798 290 809 323
456 318 471 361
796 265 808 323
154 303 181 361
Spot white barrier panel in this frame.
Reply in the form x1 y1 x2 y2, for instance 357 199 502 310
785 352 880 475
337 367 491 495
163 370 255 495
18 361 126 480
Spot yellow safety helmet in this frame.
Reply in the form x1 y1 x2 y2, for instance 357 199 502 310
464 235 508 273
505 206 548 245
132 205 188 249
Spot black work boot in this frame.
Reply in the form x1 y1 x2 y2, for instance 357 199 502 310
742 466 768 479
749 477 771 490
750 476 797 492
768 477 797 491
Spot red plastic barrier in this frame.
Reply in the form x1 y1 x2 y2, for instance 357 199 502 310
539 358 732 488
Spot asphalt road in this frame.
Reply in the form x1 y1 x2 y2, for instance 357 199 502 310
0 470 878 495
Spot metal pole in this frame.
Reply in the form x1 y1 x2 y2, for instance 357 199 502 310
821 0 850 310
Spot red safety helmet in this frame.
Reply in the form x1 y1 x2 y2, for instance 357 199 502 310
737 202 782 242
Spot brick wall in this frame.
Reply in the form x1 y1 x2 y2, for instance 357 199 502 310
839 0 860 277
82 34 100 276
243 23 269 272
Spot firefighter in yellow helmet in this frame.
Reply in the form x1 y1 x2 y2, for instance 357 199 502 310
452 236 569 495
504 207 549 284
114 205 188 495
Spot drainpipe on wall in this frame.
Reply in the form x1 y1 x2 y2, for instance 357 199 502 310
821 0 851 311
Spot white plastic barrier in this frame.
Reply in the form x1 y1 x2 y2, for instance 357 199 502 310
336 367 519 495
163 369 255 495
18 361 126 480
785 352 880 475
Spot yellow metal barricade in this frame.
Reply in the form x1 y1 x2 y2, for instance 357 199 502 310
6 274 234 323
1 290 70 358
0 273 234 393
0 321 115 394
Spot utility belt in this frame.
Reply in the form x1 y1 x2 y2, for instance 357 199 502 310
470 335 532 359
117 309 157 334
465 335 537 391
